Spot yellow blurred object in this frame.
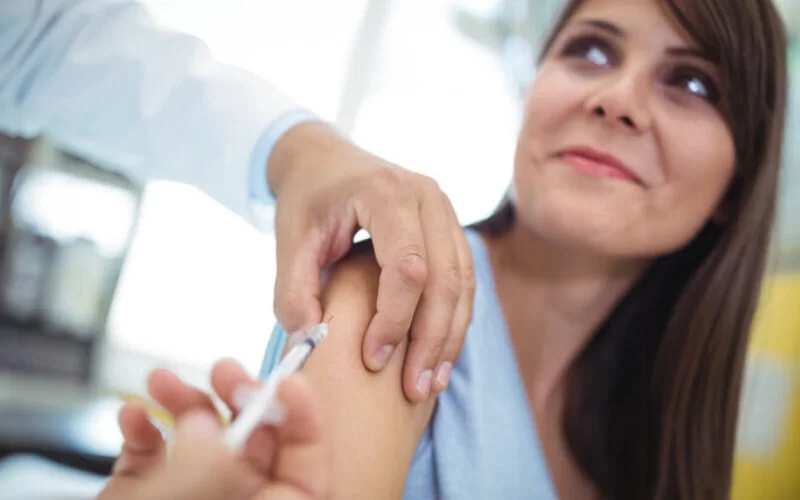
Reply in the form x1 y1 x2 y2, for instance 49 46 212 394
116 392 177 430
733 272 800 499
114 393 232 432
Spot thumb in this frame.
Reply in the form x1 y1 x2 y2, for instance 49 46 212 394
140 412 247 500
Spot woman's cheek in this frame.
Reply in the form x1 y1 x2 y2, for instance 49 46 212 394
664 125 736 209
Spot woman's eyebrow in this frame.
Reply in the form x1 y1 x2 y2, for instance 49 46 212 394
666 46 715 64
576 19 625 37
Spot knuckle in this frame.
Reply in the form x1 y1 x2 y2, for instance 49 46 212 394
412 334 446 360
396 251 428 286
374 166 408 192
424 333 448 356
382 314 409 339
373 311 410 341
438 266 462 301
420 174 441 193
462 266 477 298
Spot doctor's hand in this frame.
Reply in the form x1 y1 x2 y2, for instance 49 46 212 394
98 374 327 500
268 122 476 403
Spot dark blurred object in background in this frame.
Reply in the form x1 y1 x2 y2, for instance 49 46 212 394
0 133 142 483
0 134 141 384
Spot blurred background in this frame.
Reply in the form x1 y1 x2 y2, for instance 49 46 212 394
0 0 797 497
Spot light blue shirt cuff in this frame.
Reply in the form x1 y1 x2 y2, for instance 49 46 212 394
249 109 320 207
259 323 289 381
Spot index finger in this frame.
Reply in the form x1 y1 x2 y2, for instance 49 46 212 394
273 221 325 333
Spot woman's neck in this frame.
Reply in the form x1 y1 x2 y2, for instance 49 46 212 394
484 223 649 407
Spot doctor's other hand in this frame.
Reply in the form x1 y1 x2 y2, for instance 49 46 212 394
269 122 476 403
98 374 328 500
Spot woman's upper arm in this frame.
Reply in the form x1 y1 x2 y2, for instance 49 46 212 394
300 249 436 500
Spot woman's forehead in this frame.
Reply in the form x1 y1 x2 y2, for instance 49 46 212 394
566 0 701 50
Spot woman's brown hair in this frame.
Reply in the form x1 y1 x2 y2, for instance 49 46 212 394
473 0 789 498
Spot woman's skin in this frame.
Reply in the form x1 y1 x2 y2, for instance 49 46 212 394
139 0 738 498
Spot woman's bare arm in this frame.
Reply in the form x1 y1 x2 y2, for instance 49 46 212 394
298 247 437 499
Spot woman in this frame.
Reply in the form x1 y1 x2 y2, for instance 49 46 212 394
135 0 789 498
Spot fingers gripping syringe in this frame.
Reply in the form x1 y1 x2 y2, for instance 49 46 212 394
224 322 328 452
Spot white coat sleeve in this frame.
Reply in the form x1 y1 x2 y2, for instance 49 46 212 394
0 0 316 230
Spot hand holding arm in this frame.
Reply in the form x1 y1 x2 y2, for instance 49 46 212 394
268 123 477 403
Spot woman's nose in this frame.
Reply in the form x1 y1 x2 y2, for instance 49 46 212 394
584 70 652 134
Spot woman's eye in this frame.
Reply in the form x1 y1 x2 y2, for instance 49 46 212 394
586 46 609 66
669 69 720 103
561 36 617 67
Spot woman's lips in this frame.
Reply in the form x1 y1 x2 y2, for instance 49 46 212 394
559 146 642 185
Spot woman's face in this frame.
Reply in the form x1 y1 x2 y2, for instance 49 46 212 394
514 0 735 258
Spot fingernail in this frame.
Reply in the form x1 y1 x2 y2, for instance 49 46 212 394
181 412 220 438
260 400 287 426
287 332 303 349
287 330 309 349
434 362 452 389
232 385 258 411
417 370 433 398
371 344 395 369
